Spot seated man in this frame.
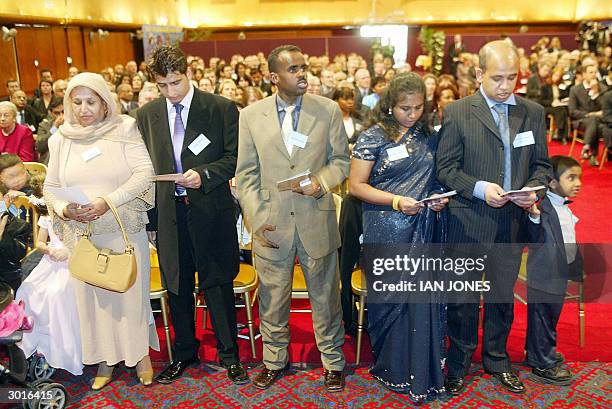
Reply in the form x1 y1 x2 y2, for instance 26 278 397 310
35 99 64 165
568 62 604 166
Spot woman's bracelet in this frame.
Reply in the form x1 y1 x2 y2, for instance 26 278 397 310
392 195 402 211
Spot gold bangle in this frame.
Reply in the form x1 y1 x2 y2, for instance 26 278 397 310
392 195 402 211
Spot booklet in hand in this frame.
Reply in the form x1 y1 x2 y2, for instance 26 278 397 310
150 173 183 182
415 190 457 204
277 170 311 191
500 185 546 197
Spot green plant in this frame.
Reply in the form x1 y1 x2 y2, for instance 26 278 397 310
418 26 445 75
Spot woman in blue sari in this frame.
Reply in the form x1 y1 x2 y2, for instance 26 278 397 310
349 72 448 403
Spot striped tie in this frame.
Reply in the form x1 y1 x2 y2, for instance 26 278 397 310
493 103 512 191
172 103 186 195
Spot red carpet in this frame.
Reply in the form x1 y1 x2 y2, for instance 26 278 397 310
150 140 611 367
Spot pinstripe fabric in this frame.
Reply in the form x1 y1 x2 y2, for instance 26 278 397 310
436 90 552 376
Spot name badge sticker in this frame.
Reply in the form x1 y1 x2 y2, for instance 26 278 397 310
288 131 308 149
386 145 409 161
81 146 102 162
188 134 211 155
513 130 535 148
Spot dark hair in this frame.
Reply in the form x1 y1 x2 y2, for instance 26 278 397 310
268 45 302 73
6 79 18 87
29 174 48 216
332 86 355 101
434 83 459 109
367 72 427 141
148 46 188 78
237 75 253 86
0 154 22 175
550 155 580 181
250 68 262 76
39 79 53 88
40 68 52 75
47 97 63 111
371 76 387 90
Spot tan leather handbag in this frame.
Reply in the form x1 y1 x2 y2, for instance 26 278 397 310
69 198 136 292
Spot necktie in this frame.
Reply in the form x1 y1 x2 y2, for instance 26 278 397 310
282 105 295 155
18 111 24 124
172 103 186 195
492 103 512 191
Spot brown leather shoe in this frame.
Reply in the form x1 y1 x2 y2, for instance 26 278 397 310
323 369 345 392
252 367 284 389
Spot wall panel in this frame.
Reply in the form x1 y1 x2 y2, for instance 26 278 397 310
0 38 18 98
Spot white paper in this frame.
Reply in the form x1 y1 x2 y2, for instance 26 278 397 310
276 169 310 184
46 186 91 205
433 125 442 132
81 146 102 162
415 190 457 204
188 134 211 155
386 145 409 161
288 131 308 149
299 178 312 188
513 130 535 148
501 185 546 197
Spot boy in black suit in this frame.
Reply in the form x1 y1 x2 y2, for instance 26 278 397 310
525 155 583 385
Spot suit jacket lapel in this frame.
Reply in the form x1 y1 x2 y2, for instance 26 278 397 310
182 89 204 154
541 198 567 261
293 95 317 160
261 97 290 160
472 92 502 142
508 101 526 147
152 101 175 163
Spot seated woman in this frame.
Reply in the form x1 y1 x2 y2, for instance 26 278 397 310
430 83 460 129
349 73 448 403
0 102 36 162
333 86 366 148
44 72 159 389
31 80 54 118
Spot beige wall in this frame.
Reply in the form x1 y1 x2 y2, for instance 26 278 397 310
1 0 610 28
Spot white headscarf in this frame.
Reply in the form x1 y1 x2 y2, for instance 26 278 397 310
59 72 140 144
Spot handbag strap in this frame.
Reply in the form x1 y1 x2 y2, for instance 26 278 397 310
85 197 133 252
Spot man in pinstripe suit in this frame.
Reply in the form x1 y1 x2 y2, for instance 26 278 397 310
437 40 551 395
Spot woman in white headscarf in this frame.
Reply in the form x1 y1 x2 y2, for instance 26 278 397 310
43 72 159 389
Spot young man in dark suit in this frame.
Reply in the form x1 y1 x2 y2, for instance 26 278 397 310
437 40 551 395
524 155 583 386
568 62 604 166
135 46 248 385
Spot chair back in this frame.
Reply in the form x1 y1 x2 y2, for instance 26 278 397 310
23 162 47 178
11 196 39 251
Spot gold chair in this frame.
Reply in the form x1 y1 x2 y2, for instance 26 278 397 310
351 267 367 364
194 262 259 359
23 162 47 178
568 126 585 157
514 251 585 347
150 248 173 362
546 114 555 143
11 196 40 250
599 147 610 170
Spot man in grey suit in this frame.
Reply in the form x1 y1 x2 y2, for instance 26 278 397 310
437 40 551 395
236 45 349 392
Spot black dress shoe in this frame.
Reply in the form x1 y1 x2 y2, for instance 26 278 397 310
444 376 465 396
531 365 573 386
155 356 200 384
589 155 600 167
488 371 525 393
224 362 249 384
252 366 285 389
323 369 345 392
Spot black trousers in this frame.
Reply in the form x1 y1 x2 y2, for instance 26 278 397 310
545 106 568 139
168 201 239 364
575 116 602 155
525 286 566 369
338 194 363 332
446 228 522 377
